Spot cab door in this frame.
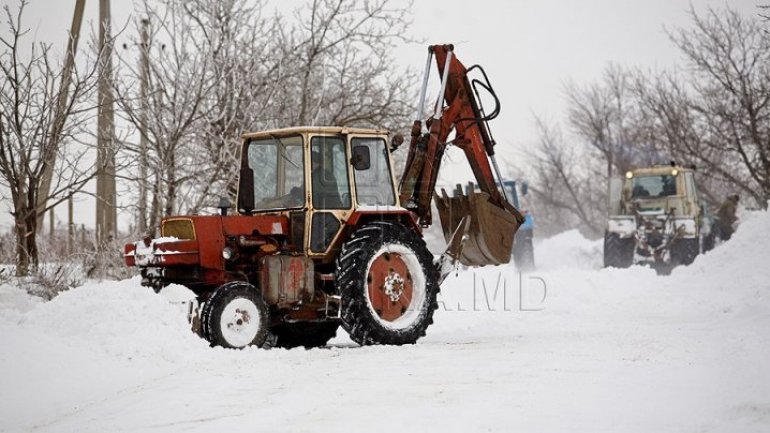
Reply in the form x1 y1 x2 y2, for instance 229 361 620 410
349 135 397 207
307 134 354 255
683 171 700 221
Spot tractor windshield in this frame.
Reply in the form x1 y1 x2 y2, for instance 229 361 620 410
246 135 305 211
630 175 677 198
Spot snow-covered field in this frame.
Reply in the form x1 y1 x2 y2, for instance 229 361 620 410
1 211 769 433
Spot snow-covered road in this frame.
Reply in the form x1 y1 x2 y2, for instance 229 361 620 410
1 211 769 433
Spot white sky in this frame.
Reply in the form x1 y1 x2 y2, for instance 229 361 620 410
0 0 763 232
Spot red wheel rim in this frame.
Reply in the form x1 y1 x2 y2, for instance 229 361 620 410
367 251 414 322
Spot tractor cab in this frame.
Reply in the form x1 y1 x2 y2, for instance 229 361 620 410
619 165 701 217
236 127 402 257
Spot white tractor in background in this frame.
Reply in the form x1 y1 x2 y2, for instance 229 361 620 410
604 164 711 272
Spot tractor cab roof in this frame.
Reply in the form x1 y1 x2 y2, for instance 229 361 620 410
627 165 694 178
241 126 390 140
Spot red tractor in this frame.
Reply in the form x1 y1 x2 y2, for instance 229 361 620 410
124 45 524 349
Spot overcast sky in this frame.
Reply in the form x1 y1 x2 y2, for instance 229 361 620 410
0 0 763 231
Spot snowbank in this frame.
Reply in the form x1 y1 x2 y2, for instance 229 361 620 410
673 209 769 282
0 282 42 323
18 277 208 363
535 228 603 271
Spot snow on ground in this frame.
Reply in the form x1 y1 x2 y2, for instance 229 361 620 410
534 229 603 271
1 212 769 433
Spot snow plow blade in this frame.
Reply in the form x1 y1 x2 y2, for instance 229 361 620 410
435 187 521 266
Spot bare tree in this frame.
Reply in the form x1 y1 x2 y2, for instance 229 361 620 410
34 0 85 230
524 5 768 237
0 1 107 276
115 0 416 233
179 0 283 213
658 6 770 207
565 64 661 180
275 0 415 128
526 116 605 237
114 0 219 232
529 65 660 237
633 71 733 206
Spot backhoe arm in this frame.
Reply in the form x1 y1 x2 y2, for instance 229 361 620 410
398 44 524 266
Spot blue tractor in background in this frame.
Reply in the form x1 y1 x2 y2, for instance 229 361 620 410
464 179 535 271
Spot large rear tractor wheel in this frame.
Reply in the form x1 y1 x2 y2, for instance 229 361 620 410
671 238 699 266
513 231 535 272
271 322 340 349
603 232 634 268
201 282 269 349
336 221 439 346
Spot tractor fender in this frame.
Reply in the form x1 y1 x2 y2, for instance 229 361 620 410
346 207 421 234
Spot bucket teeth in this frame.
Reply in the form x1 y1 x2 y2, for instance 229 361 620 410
435 186 520 266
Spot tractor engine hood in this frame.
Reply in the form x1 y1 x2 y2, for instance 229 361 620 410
124 214 289 270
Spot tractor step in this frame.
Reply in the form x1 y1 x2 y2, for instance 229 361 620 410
324 295 342 319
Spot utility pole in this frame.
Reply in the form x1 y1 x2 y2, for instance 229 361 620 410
35 0 86 228
137 18 150 235
96 0 117 245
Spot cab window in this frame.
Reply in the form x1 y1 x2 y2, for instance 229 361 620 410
311 136 351 209
351 137 396 206
246 135 304 210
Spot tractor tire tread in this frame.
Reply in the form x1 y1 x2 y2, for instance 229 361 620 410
336 221 439 346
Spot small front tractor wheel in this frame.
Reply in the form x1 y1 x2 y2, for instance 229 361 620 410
671 238 699 266
201 281 269 349
336 221 439 346
603 232 634 268
272 322 340 349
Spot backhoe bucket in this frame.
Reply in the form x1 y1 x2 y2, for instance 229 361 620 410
435 187 521 266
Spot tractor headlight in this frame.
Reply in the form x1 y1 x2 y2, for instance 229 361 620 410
222 247 235 260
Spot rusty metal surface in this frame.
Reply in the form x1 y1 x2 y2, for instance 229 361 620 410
161 218 196 240
367 252 414 322
128 239 200 267
435 189 520 266
260 255 315 306
396 44 525 266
